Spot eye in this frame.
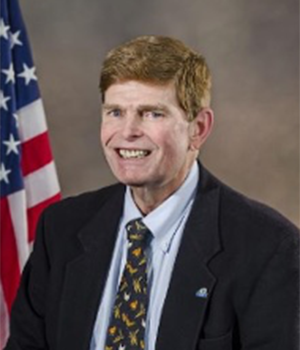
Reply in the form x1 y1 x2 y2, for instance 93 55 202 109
152 111 164 118
107 109 122 117
142 110 164 119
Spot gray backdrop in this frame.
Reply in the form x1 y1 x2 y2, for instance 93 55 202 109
21 0 299 225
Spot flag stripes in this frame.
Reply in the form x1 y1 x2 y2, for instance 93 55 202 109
18 99 48 142
21 132 54 176
0 197 21 313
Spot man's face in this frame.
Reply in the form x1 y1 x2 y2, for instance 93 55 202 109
100 80 198 195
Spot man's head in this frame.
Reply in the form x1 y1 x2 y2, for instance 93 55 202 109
100 36 214 212
100 35 212 121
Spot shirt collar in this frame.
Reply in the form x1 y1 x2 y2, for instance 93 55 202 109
122 161 199 253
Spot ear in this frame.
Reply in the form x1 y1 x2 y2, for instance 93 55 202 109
189 107 214 151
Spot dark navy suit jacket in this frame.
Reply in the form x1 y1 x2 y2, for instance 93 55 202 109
5 164 299 350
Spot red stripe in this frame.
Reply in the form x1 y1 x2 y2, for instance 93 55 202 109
0 198 21 313
21 132 54 176
27 193 61 242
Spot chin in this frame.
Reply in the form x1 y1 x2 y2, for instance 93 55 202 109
118 178 147 187
112 169 149 187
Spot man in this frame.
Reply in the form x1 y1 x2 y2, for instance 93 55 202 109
5 36 299 350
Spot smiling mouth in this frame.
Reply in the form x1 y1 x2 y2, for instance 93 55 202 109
118 149 151 159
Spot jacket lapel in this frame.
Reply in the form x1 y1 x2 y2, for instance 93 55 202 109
57 187 125 350
156 165 222 350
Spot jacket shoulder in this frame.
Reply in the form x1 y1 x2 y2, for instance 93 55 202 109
41 183 125 232
200 164 298 243
222 182 297 233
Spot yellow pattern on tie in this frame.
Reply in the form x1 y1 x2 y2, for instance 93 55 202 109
105 219 150 350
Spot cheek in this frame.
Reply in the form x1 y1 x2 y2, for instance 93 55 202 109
158 128 189 159
168 123 190 149
100 123 114 147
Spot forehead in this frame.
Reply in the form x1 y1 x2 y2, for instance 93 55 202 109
103 80 180 108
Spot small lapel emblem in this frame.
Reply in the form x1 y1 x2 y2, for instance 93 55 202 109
195 287 208 298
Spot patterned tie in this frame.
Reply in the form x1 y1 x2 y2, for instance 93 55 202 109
105 219 151 350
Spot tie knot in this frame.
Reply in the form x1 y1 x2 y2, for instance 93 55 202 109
126 218 150 244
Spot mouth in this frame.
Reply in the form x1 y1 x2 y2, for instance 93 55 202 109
117 148 151 159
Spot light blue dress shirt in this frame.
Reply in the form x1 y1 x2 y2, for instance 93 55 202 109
90 162 199 350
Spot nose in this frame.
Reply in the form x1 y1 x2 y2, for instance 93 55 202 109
122 114 143 140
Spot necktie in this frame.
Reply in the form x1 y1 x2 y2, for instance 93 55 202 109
105 219 151 350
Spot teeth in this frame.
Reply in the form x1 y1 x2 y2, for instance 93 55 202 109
119 149 149 159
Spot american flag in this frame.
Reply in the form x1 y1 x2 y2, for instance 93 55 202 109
0 0 61 346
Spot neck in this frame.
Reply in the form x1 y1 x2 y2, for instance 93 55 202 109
130 186 173 215
130 162 195 215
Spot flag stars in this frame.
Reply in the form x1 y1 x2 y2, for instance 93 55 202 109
0 19 10 40
2 63 15 84
10 30 22 48
18 63 37 85
3 134 21 155
0 90 11 111
0 163 11 184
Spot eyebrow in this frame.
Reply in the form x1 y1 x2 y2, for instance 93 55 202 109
102 104 121 111
137 104 169 113
102 103 169 112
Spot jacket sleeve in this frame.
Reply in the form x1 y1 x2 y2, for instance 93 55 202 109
239 231 299 350
4 210 50 350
